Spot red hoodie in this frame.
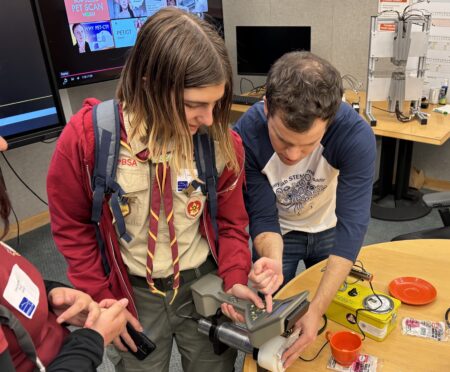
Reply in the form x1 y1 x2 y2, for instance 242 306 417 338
47 99 251 317
0 243 67 370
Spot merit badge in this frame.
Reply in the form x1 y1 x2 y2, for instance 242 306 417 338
186 197 202 219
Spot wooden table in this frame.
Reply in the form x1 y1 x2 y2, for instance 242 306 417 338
243 240 450 372
345 91 450 221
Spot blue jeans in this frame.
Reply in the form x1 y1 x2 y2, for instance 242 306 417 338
281 227 335 286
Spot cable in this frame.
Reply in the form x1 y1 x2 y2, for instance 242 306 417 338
239 77 256 94
248 84 266 97
373 103 415 121
342 74 363 106
342 74 363 92
298 315 328 362
10 205 20 247
299 340 329 362
0 153 48 206
345 277 362 285
403 0 430 20
395 101 414 122
175 299 200 321
351 260 384 341
377 10 401 20
372 106 393 113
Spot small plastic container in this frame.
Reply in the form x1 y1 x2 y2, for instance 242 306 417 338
438 79 448 105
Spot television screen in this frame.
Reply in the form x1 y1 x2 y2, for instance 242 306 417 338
0 0 65 149
32 0 224 89
236 26 311 76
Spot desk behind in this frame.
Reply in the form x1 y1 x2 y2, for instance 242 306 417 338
345 91 450 145
243 239 450 372
232 93 450 146
348 92 450 220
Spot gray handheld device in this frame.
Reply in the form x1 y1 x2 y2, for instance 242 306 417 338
191 274 309 348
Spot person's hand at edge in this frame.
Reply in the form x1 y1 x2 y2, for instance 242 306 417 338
282 305 323 369
48 287 100 328
249 257 283 312
99 298 143 353
221 283 265 323
88 298 129 346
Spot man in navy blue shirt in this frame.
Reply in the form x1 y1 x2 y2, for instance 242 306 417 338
234 51 376 368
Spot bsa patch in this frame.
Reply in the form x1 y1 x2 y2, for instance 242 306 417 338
186 197 202 219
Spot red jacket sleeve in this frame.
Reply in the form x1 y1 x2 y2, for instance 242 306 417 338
47 105 115 302
216 130 251 291
0 327 8 353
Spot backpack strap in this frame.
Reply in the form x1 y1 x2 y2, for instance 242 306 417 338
192 132 219 249
91 100 131 275
0 305 45 371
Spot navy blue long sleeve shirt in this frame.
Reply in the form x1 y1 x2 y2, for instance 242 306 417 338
234 102 376 261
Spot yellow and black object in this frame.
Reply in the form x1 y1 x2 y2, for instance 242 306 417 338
326 281 401 342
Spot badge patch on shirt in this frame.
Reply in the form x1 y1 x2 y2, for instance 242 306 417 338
177 180 189 192
177 169 198 192
186 197 202 219
3 264 40 319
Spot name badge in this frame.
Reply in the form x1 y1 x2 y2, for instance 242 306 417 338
3 264 40 319
177 169 199 192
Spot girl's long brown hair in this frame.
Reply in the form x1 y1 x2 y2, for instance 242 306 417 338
116 7 238 174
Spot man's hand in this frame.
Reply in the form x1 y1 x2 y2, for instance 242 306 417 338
99 299 143 353
48 287 100 328
221 283 264 323
249 257 283 312
282 306 323 369
281 255 354 368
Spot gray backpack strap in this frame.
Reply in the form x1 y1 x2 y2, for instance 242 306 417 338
0 305 45 371
91 100 131 274
92 99 119 198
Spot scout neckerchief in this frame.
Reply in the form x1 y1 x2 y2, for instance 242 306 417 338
146 160 180 304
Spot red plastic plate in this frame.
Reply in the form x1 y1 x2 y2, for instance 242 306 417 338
388 277 437 305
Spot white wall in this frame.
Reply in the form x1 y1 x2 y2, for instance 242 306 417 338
3 0 450 223
223 0 376 94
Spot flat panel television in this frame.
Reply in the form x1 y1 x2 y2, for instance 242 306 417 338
0 0 65 149
33 0 224 89
236 26 311 76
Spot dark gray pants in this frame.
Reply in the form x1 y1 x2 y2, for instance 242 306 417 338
108 277 236 372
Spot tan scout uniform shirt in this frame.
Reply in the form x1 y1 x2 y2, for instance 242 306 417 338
114 117 225 278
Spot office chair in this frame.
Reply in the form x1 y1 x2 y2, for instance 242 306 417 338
391 191 450 241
